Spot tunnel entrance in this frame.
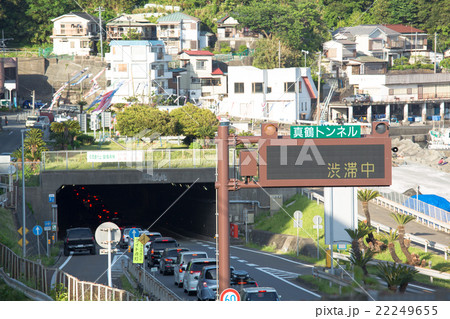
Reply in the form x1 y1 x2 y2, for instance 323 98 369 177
56 183 216 238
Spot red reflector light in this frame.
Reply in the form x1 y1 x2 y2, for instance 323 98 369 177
179 268 183 273
162 240 168 242
237 282 246 285
190 270 201 274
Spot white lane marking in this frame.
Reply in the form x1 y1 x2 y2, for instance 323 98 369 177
230 256 239 259
237 259 248 263
246 263 259 267
257 267 321 299
207 246 215 250
58 254 72 270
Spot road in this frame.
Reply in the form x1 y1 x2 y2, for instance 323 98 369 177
0 116 22 154
60 235 322 301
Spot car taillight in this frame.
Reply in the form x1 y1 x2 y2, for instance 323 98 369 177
255 282 258 287
151 249 154 254
179 268 183 273
190 270 200 274
237 282 246 285
258 290 266 293
203 282 208 287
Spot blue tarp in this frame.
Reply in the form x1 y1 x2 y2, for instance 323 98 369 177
403 194 450 214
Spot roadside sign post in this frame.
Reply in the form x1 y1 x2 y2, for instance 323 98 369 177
313 215 323 260
44 221 51 257
95 222 121 287
293 210 303 256
32 225 43 257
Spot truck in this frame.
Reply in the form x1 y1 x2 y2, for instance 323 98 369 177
63 227 96 256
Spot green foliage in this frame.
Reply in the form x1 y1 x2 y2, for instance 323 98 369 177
116 104 177 137
169 103 219 144
376 262 418 292
50 283 68 301
50 120 81 150
390 213 416 226
440 58 450 70
23 128 48 162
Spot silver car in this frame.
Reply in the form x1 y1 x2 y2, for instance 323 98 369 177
174 251 208 287
196 265 235 301
120 227 142 249
240 287 281 301
183 258 216 295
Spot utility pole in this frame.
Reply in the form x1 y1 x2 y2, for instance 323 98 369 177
316 52 322 125
434 32 437 73
31 90 35 112
95 7 105 60
278 40 281 68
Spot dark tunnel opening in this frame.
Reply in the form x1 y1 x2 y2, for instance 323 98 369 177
56 183 216 238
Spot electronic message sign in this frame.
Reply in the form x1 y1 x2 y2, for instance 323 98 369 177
244 123 392 188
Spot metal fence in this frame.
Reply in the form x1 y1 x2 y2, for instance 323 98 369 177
42 148 239 171
126 261 181 301
0 243 134 301
369 187 450 231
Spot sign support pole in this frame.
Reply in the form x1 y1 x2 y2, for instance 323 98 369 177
108 228 112 287
216 121 230 294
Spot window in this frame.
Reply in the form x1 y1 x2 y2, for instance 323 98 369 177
191 77 201 84
298 81 302 93
389 89 394 95
284 82 295 93
70 42 75 49
118 64 127 72
234 82 244 93
201 78 221 86
267 87 272 93
407 88 412 94
196 60 207 70
252 82 263 93
60 24 66 34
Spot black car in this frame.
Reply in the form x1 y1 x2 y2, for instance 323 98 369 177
64 227 96 256
158 247 189 275
147 237 178 267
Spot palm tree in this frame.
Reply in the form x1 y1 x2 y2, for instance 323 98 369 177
349 249 374 276
51 120 80 150
391 213 416 265
345 224 372 262
357 189 379 227
384 230 402 263
24 128 47 162
357 189 381 249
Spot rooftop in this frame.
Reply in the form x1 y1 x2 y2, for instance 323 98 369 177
182 50 214 56
157 12 199 23
384 24 425 34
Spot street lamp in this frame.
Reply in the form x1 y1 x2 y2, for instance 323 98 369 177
301 50 309 68
21 129 30 258
176 75 181 107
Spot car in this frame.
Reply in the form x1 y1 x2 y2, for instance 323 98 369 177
119 227 142 249
25 115 39 128
33 116 51 130
196 265 235 301
342 94 367 104
182 258 216 295
240 287 281 301
63 227 96 256
146 237 178 268
142 231 162 257
174 251 208 287
158 247 190 275
230 270 258 292
359 93 371 103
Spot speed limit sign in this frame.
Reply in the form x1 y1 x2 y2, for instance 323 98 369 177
220 288 241 301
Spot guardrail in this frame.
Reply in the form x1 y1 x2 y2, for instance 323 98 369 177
302 188 449 260
125 260 181 301
0 243 134 301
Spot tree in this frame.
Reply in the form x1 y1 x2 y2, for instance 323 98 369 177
345 223 371 263
116 105 177 137
390 213 416 265
357 189 379 227
23 128 47 162
50 120 81 150
170 103 219 145
383 230 402 264
233 0 329 55
252 36 298 69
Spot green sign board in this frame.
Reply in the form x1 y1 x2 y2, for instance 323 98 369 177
290 126 361 139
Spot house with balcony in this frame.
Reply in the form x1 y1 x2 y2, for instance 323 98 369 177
105 40 173 104
157 12 209 55
178 50 227 107
219 66 317 122
106 13 159 41
215 14 262 51
384 24 428 57
51 12 100 56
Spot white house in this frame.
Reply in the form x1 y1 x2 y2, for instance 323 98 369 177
178 50 227 107
105 40 173 104
157 12 208 55
51 12 100 56
219 66 317 122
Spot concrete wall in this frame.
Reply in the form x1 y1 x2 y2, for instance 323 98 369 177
17 56 107 105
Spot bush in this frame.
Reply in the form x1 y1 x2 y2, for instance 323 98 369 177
77 134 95 145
